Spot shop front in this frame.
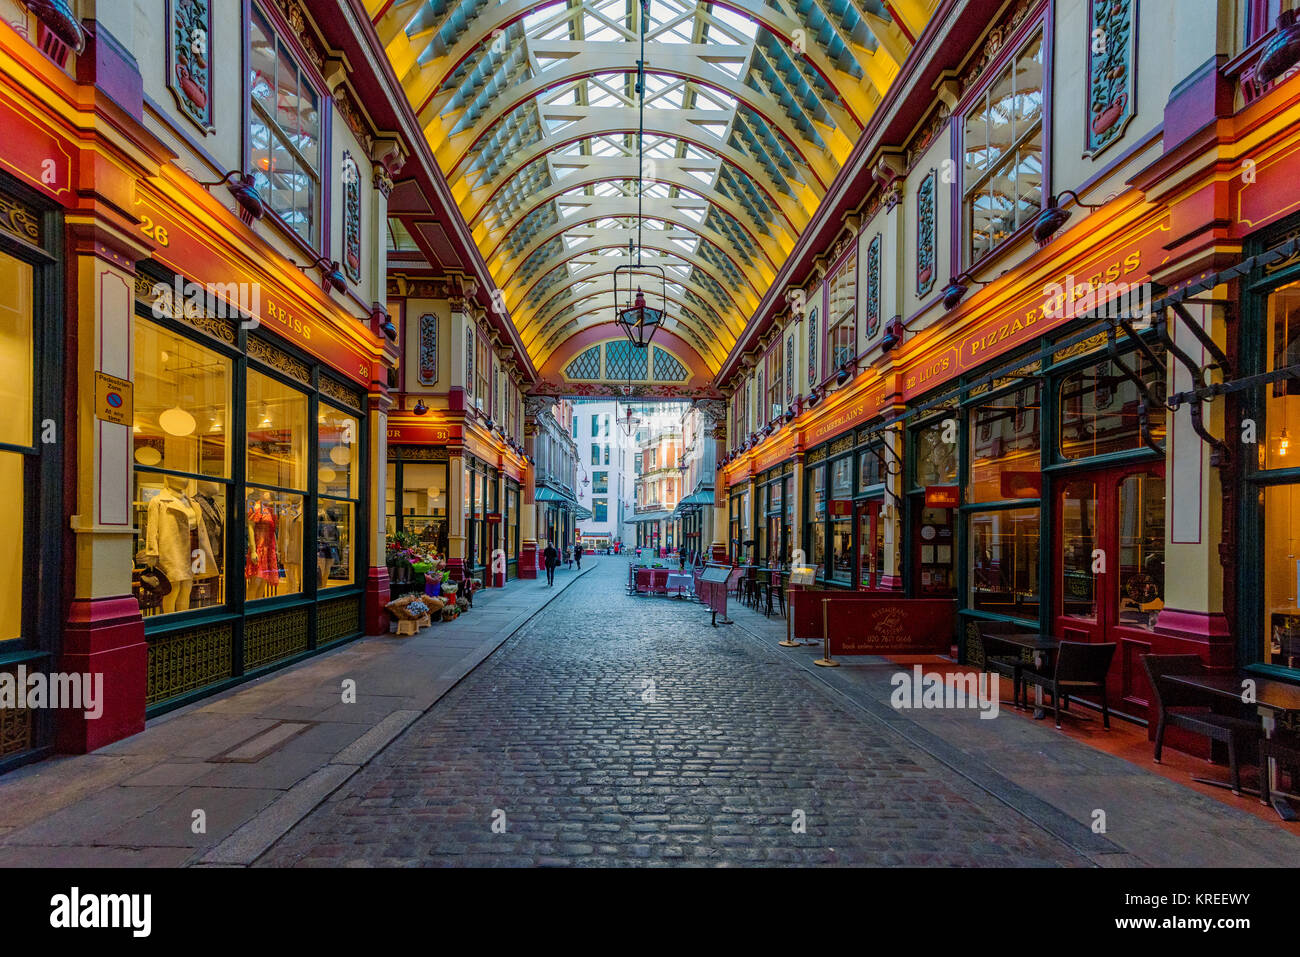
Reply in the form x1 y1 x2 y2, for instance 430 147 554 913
0 176 64 769
802 427 895 589
1241 216 1300 683
131 270 373 714
756 465 793 567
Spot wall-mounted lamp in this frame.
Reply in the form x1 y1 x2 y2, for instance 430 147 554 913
784 404 796 423
299 255 347 294
1033 190 1103 246
1257 10 1300 84
941 273 996 310
880 317 905 353
370 304 397 340
806 387 823 408
198 171 265 224
413 399 429 416
27 0 85 54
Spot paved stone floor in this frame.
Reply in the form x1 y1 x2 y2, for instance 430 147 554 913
259 559 1089 866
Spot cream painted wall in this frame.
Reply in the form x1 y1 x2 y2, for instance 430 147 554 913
88 0 382 316
901 124 953 333
401 300 451 399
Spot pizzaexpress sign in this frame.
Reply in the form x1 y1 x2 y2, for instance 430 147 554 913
903 218 1168 401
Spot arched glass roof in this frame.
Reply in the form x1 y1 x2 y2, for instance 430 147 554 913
371 0 935 377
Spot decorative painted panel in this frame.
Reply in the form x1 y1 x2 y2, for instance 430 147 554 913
418 314 437 385
167 0 213 132
807 305 818 388
1086 0 1136 158
865 233 882 339
465 327 474 398
342 153 362 282
785 334 794 402
917 170 937 297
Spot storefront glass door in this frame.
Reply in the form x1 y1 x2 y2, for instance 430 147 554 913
856 500 885 589
1054 463 1165 704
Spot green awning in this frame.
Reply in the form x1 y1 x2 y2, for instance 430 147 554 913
629 510 671 523
535 485 577 504
678 489 715 507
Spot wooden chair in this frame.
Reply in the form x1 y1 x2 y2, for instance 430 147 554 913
1141 654 1262 795
1022 641 1117 730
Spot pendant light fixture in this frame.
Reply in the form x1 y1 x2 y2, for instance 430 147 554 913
159 406 196 437
613 0 666 351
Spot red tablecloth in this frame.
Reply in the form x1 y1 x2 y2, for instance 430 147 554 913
634 568 670 594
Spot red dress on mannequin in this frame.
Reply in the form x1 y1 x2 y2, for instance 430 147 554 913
245 500 280 583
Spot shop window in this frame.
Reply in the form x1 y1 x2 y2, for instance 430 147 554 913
132 319 232 616
1060 479 1098 621
964 30 1044 263
914 417 958 488
0 252 32 639
1116 471 1165 632
968 383 1042 502
249 4 321 246
246 370 308 599
827 251 857 373
805 465 826 569
1264 281 1300 469
1059 349 1166 460
385 461 397 536
859 446 884 491
475 336 490 410
317 404 358 589
969 507 1041 618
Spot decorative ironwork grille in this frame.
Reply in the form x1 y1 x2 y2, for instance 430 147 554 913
244 608 310 671
317 596 361 646
147 621 234 706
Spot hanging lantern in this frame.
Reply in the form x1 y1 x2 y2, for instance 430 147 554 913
614 265 667 349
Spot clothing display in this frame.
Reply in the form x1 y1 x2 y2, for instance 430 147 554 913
196 493 224 571
245 499 281 583
142 485 218 585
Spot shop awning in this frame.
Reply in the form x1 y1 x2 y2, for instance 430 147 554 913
574 505 593 520
677 489 715 508
629 510 671 523
535 485 577 505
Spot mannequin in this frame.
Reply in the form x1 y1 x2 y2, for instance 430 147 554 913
283 501 303 593
143 474 217 614
318 506 340 586
245 490 280 598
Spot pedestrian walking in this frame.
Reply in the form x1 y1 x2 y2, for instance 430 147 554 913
543 541 558 586
563 543 572 569
574 542 583 569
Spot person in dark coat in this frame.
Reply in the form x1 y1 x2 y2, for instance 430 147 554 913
543 542 559 586
574 542 583 569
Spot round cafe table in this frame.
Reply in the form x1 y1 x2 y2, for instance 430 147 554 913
664 572 694 598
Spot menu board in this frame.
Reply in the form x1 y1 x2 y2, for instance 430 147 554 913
699 567 732 584
789 565 816 586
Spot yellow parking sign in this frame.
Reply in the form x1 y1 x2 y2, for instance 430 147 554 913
94 371 133 426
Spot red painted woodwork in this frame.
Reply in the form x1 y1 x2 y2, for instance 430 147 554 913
56 596 146 753
518 542 538 579
363 565 391 636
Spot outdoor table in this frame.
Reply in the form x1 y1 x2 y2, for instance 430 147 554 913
665 572 694 599
1163 673 1300 820
982 632 1060 719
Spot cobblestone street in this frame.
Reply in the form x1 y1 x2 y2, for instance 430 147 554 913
259 559 1089 867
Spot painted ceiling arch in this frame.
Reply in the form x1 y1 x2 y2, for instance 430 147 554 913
370 0 936 381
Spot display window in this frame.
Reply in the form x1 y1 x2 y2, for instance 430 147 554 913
317 404 358 589
968 383 1041 502
132 320 233 616
0 249 35 642
913 416 958 488
1058 349 1166 460
805 464 826 569
130 302 369 638
969 507 1041 618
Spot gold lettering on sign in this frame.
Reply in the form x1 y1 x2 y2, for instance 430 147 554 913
266 300 312 341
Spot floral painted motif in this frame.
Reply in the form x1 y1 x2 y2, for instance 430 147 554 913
866 233 882 339
807 306 818 389
1086 0 1136 157
465 327 474 400
168 0 213 131
418 314 437 386
785 334 794 404
342 153 362 283
917 170 937 297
